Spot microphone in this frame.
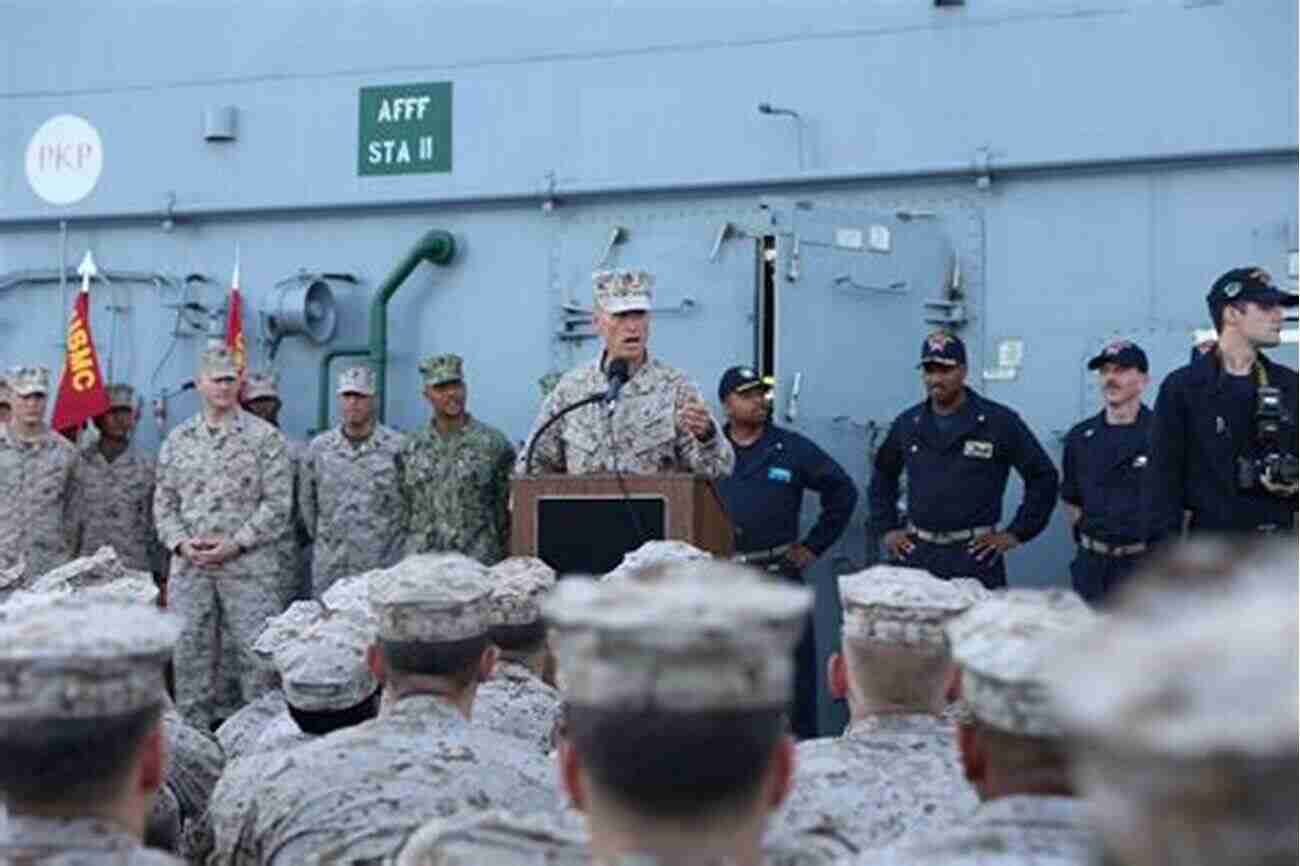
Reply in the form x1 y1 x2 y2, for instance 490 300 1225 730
604 358 630 405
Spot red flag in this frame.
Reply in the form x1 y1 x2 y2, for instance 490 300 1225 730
51 283 111 435
226 251 247 375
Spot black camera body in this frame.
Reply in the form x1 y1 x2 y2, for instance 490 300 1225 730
1236 385 1299 491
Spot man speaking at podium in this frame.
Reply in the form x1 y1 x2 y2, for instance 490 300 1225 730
516 268 734 478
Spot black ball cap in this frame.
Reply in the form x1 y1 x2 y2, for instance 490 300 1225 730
1087 339 1149 373
1207 267 1298 312
718 366 768 402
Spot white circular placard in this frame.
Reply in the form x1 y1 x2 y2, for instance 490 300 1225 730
25 114 103 206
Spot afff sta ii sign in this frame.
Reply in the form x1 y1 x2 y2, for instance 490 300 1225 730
358 82 452 176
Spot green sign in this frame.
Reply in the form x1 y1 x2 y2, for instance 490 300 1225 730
358 81 452 176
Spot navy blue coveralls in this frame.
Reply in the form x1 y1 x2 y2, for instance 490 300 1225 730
868 388 1059 588
1060 406 1153 603
1145 350 1299 539
715 423 857 740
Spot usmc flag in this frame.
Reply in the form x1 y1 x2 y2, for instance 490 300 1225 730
51 253 111 435
225 248 247 375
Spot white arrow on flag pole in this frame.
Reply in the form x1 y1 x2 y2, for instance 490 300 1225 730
77 250 98 294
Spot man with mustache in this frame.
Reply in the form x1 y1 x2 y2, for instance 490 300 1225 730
1059 340 1153 604
868 331 1058 588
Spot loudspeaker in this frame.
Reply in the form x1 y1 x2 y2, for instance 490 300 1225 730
264 278 337 344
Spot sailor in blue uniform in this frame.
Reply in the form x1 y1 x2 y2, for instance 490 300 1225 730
1060 340 1153 604
868 331 1058 589
713 365 857 739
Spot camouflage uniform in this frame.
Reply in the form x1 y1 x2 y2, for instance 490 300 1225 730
300 419 406 595
242 371 307 606
0 366 80 579
0 598 183 865
231 555 561 865
402 355 515 565
516 270 733 478
215 690 286 761
76 451 161 574
473 658 560 755
155 350 293 729
162 707 225 860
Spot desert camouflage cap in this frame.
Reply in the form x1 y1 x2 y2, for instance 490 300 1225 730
253 599 332 663
320 568 383 629
242 371 280 402
105 383 136 410
9 365 50 397
592 268 654 315
198 346 239 378
29 546 148 596
420 353 464 387
0 597 179 720
369 553 495 642
604 539 711 582
545 560 811 712
338 364 377 396
839 565 989 648
275 610 378 712
487 557 557 627
946 589 1094 738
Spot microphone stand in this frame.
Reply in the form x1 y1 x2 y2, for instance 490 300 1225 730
523 392 604 475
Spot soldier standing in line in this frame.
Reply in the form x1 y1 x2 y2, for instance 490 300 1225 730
299 364 406 595
242 371 310 604
860 589 1095 865
155 347 292 731
1051 540 1297 866
76 383 164 577
474 556 561 754
232 553 560 865
0 365 81 579
402 354 516 565
516 269 734 478
0 598 183 864
868 331 1059 588
775 565 986 850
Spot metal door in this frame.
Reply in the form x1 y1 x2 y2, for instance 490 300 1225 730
550 212 760 392
769 202 968 733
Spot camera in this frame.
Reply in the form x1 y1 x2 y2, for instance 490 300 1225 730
1236 385 1299 491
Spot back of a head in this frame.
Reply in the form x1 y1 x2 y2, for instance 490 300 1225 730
0 598 178 810
546 560 811 822
1051 540 1298 866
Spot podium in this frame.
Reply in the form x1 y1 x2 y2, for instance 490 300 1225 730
511 473 735 575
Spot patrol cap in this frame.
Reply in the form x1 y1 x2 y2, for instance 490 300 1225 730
320 568 383 629
9 365 50 397
945 589 1094 738
241 371 280 403
253 600 332 664
1207 266 1298 314
717 365 769 402
420 354 464 387
275 611 379 713
198 347 239 379
0 597 179 720
1086 339 1149 373
337 364 377 396
918 330 966 368
105 383 136 410
29 546 140 595
603 539 712 582
545 560 812 712
592 268 654 315
487 557 557 627
369 553 495 643
839 565 989 648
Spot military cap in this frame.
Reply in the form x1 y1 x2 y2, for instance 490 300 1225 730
604 539 711 582
78 575 160 607
0 597 179 720
105 383 136 410
918 330 966 368
198 346 239 378
275 611 378 712
545 560 812 712
839 565 989 648
420 353 464 387
0 373 13 405
369 553 495 643
320 568 382 629
592 268 654 315
337 364 377 396
29 546 135 594
945 589 1094 738
487 557 557 627
1207 266 1298 313
9 365 50 397
241 370 280 403
253 599 332 663
1086 339 1149 373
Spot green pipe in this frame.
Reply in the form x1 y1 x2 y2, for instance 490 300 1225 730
315 229 457 430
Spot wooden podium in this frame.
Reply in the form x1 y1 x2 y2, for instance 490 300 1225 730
511 473 735 575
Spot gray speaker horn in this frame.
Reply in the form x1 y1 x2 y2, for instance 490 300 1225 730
264 278 338 345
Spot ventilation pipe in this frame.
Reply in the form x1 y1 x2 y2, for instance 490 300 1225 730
317 228 456 429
